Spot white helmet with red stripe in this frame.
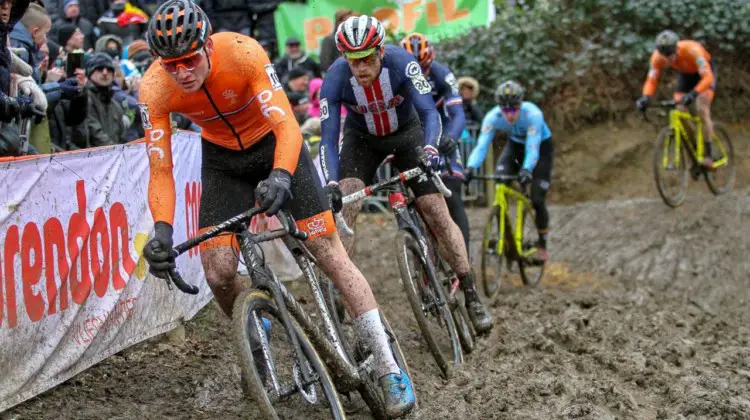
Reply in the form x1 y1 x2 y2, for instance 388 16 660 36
335 15 385 58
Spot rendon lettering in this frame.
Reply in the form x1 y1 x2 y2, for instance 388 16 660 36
0 180 136 328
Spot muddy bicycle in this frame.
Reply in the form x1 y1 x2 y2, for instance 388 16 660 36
337 161 475 379
161 207 411 419
475 174 545 299
643 99 735 207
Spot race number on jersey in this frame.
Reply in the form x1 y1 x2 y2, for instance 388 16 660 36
320 98 329 121
265 64 283 91
138 103 152 129
411 75 432 95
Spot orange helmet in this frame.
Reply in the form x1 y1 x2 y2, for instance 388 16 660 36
400 33 434 71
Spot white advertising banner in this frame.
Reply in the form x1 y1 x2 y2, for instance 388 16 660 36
0 131 212 412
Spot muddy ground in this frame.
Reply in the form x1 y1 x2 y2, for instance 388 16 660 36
4 123 750 419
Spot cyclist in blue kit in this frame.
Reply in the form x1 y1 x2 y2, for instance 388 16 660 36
401 32 470 252
319 15 493 333
466 80 554 262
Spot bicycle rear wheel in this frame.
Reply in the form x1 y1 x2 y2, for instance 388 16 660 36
705 122 735 196
232 288 345 420
396 230 462 378
653 127 689 207
481 205 507 299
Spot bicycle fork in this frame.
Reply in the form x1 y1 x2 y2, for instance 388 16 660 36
389 192 448 313
238 234 316 395
282 236 351 366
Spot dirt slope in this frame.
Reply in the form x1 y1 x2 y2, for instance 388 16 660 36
3 122 750 419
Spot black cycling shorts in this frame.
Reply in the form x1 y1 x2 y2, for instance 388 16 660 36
338 113 438 197
496 138 554 189
677 60 717 93
199 132 334 250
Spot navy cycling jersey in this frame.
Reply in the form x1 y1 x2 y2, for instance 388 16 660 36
467 102 552 172
428 61 465 139
427 60 466 176
319 45 442 182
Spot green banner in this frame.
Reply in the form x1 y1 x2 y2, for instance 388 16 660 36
274 0 492 56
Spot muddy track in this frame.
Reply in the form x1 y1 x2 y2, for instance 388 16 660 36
5 190 750 420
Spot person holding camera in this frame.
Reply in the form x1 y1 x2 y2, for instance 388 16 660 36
42 45 88 151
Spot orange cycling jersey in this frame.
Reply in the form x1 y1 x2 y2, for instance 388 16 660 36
139 32 302 225
642 40 714 96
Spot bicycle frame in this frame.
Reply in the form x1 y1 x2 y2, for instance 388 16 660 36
477 176 536 261
659 106 728 169
166 208 366 394
341 165 459 308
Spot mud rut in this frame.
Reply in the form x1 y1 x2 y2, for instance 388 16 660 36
5 192 750 420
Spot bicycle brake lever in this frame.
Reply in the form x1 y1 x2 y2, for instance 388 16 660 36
279 210 309 241
335 212 354 236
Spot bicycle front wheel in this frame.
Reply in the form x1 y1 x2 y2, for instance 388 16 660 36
396 230 462 378
653 127 689 207
232 288 345 420
705 122 735 196
481 205 507 299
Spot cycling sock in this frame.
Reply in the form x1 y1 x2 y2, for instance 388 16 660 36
538 229 548 249
459 273 479 304
354 309 400 378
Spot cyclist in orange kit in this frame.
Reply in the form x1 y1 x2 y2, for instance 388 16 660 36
636 30 717 168
138 1 415 415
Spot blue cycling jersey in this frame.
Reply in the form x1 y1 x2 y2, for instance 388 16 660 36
318 45 442 182
466 102 552 172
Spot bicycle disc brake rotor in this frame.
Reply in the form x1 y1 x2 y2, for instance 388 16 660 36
293 360 318 404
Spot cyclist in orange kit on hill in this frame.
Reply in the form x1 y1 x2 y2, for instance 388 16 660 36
138 1 415 415
636 30 717 168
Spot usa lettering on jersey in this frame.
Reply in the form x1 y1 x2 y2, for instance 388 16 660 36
265 64 283 91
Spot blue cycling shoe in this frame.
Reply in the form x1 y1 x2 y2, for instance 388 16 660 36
378 369 416 418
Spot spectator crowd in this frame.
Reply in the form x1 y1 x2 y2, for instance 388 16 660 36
0 0 484 158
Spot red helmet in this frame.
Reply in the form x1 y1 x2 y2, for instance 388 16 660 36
335 15 385 59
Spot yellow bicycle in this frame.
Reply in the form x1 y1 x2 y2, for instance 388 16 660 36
476 174 545 299
644 100 735 207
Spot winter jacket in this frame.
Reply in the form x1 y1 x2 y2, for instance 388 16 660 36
48 89 88 150
50 15 98 51
46 0 110 25
84 82 127 146
94 34 124 56
112 84 142 141
0 0 30 95
10 22 43 82
274 54 321 84
319 34 340 72
202 0 280 31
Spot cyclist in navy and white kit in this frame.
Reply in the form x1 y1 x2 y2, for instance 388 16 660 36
465 81 554 262
401 32 470 253
320 16 492 333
